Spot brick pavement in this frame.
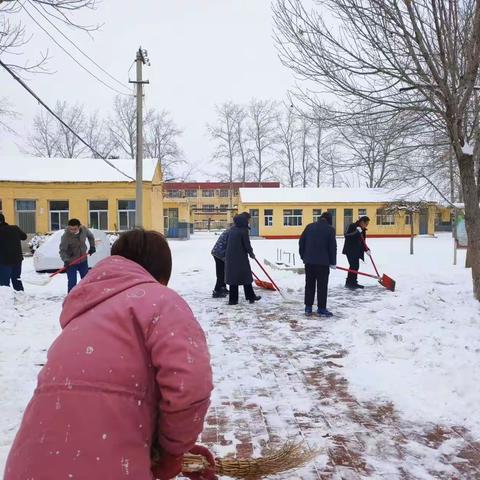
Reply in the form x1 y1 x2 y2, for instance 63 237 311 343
190 289 480 480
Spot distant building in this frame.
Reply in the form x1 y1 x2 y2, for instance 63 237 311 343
0 157 164 234
162 181 280 233
239 187 438 238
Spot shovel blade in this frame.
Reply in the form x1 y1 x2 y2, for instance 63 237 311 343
254 279 276 291
379 274 396 292
22 273 51 286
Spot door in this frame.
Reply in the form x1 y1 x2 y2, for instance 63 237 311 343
419 209 429 235
164 208 179 238
327 208 337 233
343 208 353 234
249 209 259 236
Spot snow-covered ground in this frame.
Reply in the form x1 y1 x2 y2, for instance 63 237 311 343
1 232 479 478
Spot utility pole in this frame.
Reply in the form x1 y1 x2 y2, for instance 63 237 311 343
129 47 150 227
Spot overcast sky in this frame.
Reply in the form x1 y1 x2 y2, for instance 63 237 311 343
1 0 300 179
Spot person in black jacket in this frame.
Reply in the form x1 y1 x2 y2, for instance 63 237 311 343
299 211 337 317
224 214 261 305
0 213 28 291
342 215 370 289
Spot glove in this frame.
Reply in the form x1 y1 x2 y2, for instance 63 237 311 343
183 445 218 480
329 265 336 269
356 226 363 233
249 253 256 260
88 246 96 255
152 451 183 480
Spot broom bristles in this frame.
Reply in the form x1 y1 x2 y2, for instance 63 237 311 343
179 441 318 479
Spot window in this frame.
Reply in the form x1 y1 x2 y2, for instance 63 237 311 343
283 209 303 227
203 204 215 211
358 208 367 217
118 200 136 231
405 213 412 225
313 208 322 222
376 208 395 226
219 189 229 198
166 190 182 198
220 204 229 210
49 200 69 231
89 200 108 230
15 200 36 233
233 189 240 196
185 189 197 198
202 189 215 197
264 209 273 227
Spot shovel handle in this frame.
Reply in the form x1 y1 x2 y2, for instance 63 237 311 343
50 253 89 278
359 235 381 278
254 258 282 295
336 266 380 280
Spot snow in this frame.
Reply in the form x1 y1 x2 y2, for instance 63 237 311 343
1 232 479 478
0 156 158 182
462 142 474 156
239 187 434 204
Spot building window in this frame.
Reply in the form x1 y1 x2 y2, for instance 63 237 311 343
283 209 303 227
49 200 69 231
358 208 367 217
313 208 322 222
15 199 36 234
219 189 229 198
118 200 136 231
376 208 395 226
233 189 240 196
166 190 182 198
89 200 108 230
185 189 197 198
264 209 273 227
220 204 229 210
204 204 215 211
405 213 412 225
202 190 215 198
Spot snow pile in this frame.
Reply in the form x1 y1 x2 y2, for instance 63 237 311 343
107 233 119 246
28 234 49 253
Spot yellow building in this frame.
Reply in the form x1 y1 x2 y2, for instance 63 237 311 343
0 157 164 234
163 181 280 233
239 187 437 238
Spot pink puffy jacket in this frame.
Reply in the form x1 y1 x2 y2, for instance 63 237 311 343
5 256 213 480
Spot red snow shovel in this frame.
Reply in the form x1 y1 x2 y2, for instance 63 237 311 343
336 266 396 292
24 253 89 286
360 236 396 291
253 258 285 298
252 271 276 291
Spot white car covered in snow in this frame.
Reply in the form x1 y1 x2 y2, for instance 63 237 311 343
33 228 111 273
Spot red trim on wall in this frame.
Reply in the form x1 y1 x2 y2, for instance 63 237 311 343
163 182 280 190
263 234 416 239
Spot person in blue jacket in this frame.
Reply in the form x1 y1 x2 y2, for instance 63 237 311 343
299 211 337 317
211 226 231 298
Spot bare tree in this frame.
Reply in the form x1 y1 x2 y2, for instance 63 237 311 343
248 99 279 182
307 104 332 187
298 116 313 187
274 0 480 300
0 97 17 134
109 96 137 159
26 109 59 157
234 106 252 182
54 101 86 158
277 105 299 187
85 112 116 159
145 111 184 179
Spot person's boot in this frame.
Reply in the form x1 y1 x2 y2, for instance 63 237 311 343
212 290 227 298
248 295 262 304
345 282 357 290
355 283 365 289
220 286 229 294
317 308 333 317
304 305 313 317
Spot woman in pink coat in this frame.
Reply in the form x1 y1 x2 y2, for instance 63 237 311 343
5 229 216 480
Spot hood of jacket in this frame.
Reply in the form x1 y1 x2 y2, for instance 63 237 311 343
60 255 159 329
233 214 249 228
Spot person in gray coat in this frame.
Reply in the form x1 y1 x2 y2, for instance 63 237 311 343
59 218 96 293
224 214 261 305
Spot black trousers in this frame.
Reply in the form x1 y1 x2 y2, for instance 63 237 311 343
304 264 330 309
229 283 255 304
0 262 24 291
346 255 360 285
213 256 226 292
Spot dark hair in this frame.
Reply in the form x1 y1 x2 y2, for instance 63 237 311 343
241 211 251 220
320 211 333 225
0 213 5 223
111 229 172 285
68 218 81 227
358 216 370 223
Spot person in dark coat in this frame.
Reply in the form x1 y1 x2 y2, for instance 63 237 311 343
342 215 371 289
299 211 337 317
211 227 231 298
224 214 261 305
0 213 27 291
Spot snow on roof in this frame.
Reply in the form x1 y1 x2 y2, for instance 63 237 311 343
239 187 433 204
0 156 158 183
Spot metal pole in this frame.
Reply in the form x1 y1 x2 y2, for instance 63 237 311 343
135 48 144 227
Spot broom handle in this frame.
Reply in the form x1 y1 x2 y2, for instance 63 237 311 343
252 271 261 282
50 253 89 278
336 266 380 279
254 258 282 294
359 234 381 277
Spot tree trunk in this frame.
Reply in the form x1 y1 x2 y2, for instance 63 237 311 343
410 212 414 255
458 153 480 300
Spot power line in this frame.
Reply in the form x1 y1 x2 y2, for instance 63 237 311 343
0 58 135 181
29 0 129 92
21 2 131 96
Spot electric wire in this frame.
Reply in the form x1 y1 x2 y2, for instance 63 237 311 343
29 0 129 92
0 58 135 181
21 2 131 96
